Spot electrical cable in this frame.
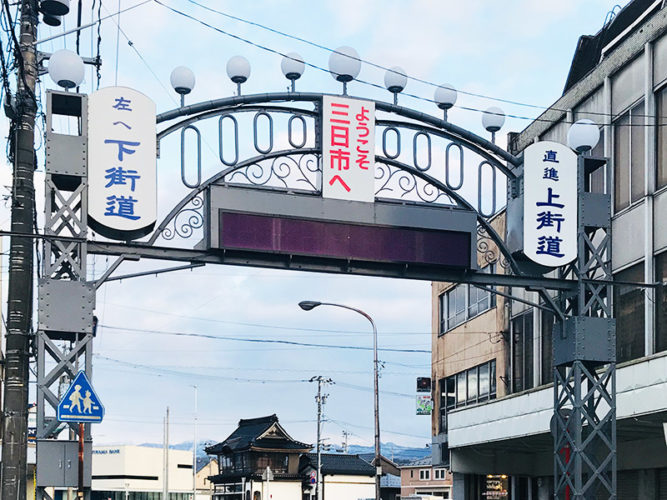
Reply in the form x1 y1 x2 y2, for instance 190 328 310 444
155 0 665 125
99 324 431 353
1 0 36 106
181 0 623 119
100 300 506 337
99 1 178 105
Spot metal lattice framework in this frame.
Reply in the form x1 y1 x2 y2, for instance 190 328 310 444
36 90 616 499
553 156 615 499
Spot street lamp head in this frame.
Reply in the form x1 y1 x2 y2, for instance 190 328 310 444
226 55 251 84
298 300 322 311
328 46 361 83
482 106 505 133
40 0 70 16
384 66 407 94
434 83 457 110
567 119 600 153
281 52 305 81
48 49 85 89
170 66 195 95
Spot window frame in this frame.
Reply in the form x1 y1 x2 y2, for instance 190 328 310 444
434 468 447 480
613 99 646 212
438 265 496 335
438 359 497 435
419 469 431 481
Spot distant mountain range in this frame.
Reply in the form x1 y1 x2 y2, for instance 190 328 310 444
141 440 431 465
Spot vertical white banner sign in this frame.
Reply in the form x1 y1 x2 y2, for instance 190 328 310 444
523 141 577 267
322 95 375 203
88 87 157 240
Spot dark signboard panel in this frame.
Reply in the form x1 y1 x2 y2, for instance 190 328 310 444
219 212 471 268
207 185 478 278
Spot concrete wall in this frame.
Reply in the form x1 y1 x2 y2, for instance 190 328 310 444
322 474 374 500
447 351 667 448
92 445 193 493
431 212 509 438
249 480 302 500
196 458 217 495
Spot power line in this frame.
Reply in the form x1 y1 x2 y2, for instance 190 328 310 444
99 324 431 353
179 0 576 116
154 0 665 126
99 1 178 104
101 301 503 337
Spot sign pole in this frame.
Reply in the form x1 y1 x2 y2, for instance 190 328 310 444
78 422 85 499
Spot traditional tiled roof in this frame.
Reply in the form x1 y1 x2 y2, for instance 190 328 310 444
205 414 311 455
299 453 375 476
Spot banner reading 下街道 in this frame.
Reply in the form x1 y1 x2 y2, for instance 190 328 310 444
88 86 156 240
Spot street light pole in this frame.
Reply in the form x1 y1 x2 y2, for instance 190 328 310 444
299 301 381 500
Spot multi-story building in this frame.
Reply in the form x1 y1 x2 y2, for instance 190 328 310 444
399 457 452 499
89 445 195 500
431 0 667 498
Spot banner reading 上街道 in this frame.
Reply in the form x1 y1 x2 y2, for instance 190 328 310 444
523 141 577 267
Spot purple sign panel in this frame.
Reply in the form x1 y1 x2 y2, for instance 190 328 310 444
219 211 471 268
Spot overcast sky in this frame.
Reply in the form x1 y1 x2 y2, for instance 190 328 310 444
1 0 626 451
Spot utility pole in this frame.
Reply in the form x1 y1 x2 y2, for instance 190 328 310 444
342 430 349 454
310 376 332 500
2 1 38 499
163 407 170 500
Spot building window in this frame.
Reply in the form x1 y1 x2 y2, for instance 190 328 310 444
419 469 431 480
439 265 496 334
614 100 645 211
434 468 447 480
512 311 534 393
438 360 497 434
657 86 667 190
614 263 645 362
657 252 667 353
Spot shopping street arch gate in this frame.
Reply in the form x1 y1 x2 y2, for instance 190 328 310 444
35 89 616 499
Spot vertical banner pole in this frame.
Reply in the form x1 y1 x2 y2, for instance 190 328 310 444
78 422 85 498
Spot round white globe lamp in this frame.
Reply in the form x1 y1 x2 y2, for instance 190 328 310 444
48 49 84 89
226 56 251 95
328 46 361 94
384 66 407 104
567 119 600 153
482 106 505 143
170 66 195 107
281 52 305 91
434 83 457 120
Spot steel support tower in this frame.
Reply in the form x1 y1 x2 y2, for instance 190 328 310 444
553 156 616 499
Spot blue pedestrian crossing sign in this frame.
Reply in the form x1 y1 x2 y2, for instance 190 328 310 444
57 371 105 423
